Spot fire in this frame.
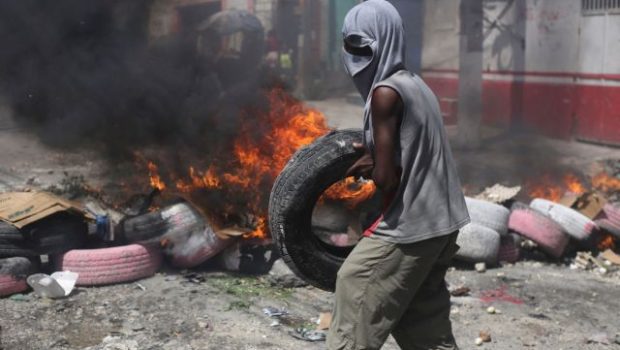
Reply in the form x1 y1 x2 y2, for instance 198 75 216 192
145 88 375 239
564 173 586 194
592 172 620 192
526 173 585 202
147 161 166 191
323 177 376 209
597 234 616 251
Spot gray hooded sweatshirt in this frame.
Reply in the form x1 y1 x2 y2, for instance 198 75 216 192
343 0 470 243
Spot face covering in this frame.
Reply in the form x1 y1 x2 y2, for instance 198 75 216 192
342 35 378 100
342 0 406 102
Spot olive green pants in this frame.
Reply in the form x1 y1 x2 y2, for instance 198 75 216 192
327 232 460 350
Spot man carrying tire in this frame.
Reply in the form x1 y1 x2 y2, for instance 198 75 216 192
327 1 470 349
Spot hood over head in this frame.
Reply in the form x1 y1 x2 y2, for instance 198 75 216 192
342 0 406 101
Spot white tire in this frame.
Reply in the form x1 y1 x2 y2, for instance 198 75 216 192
530 198 596 240
454 223 501 265
465 197 510 236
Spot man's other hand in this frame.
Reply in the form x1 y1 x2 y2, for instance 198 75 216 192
345 142 373 179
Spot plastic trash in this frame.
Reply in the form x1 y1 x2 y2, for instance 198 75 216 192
27 271 78 298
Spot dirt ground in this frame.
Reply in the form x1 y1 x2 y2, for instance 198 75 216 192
2 99 620 349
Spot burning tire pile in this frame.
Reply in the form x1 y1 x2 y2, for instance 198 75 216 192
0 200 256 297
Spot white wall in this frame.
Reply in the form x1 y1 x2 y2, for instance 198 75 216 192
421 0 620 75
421 0 460 70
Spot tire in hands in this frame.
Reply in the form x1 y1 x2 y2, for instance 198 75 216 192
269 129 368 292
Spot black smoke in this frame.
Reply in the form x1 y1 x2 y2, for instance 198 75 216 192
0 0 268 158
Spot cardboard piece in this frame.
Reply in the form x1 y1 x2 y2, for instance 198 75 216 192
216 227 251 238
558 193 579 209
601 249 620 265
317 312 332 331
574 192 607 219
0 192 93 228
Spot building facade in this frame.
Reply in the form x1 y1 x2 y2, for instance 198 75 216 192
422 0 620 145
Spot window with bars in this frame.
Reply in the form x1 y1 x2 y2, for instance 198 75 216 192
582 0 620 15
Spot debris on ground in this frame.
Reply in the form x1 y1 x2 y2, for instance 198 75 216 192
474 184 521 203
450 286 471 297
316 312 332 331
479 330 492 343
289 328 327 342
27 271 78 299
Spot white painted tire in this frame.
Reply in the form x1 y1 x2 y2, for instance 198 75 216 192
465 197 510 236
454 223 501 265
530 198 596 240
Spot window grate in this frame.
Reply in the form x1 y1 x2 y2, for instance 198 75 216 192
582 0 620 15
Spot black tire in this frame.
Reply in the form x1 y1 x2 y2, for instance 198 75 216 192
0 257 36 278
26 213 88 255
269 129 372 292
0 222 23 242
119 202 204 243
0 239 38 258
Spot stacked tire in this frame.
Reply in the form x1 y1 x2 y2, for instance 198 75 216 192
508 206 568 258
595 203 620 239
1 257 36 297
453 198 510 265
529 198 596 241
54 244 162 286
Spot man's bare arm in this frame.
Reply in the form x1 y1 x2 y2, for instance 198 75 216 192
370 86 402 195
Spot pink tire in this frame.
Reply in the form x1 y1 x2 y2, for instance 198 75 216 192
497 234 520 263
530 198 596 240
169 227 236 268
1 257 35 297
508 209 569 258
54 244 162 286
601 203 620 227
595 218 620 239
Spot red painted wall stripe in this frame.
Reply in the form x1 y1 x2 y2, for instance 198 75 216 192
423 75 620 145
423 68 620 82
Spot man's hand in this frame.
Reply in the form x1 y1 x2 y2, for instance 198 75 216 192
345 142 373 179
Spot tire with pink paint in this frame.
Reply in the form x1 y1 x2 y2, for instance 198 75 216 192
54 244 162 286
454 223 501 265
168 226 235 268
120 202 205 244
530 198 596 240
508 208 569 258
464 197 510 236
1 257 36 297
497 234 520 263
595 218 620 239
601 203 620 227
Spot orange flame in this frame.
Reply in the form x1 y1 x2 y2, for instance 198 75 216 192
154 88 375 239
323 177 376 208
564 173 586 195
598 234 616 251
526 173 585 202
592 172 620 192
147 161 166 191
